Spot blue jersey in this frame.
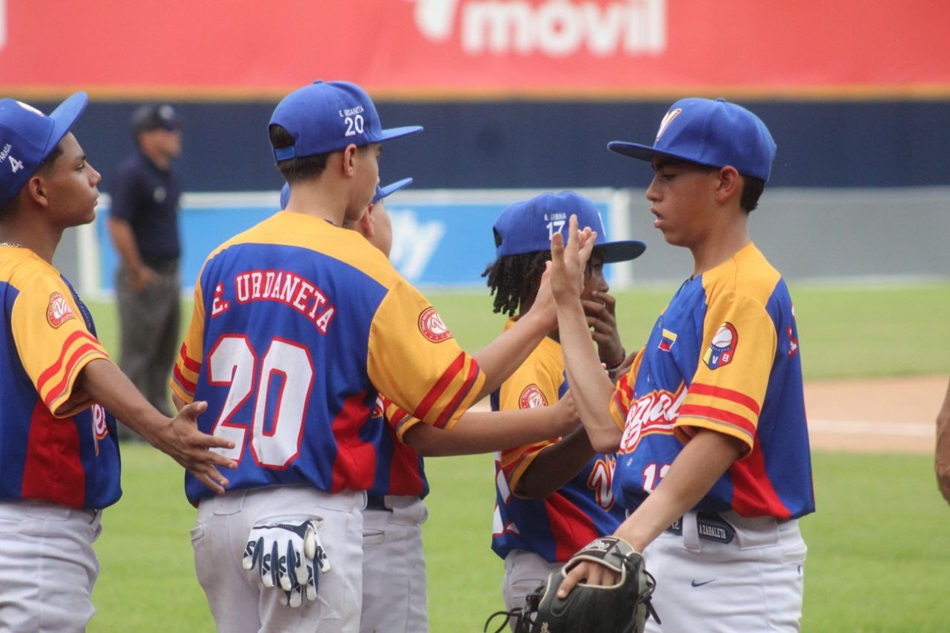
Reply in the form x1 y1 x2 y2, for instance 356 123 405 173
610 243 814 519
491 323 624 563
0 246 121 510
362 396 428 498
172 212 483 504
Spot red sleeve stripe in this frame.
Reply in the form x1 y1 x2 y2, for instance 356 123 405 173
413 352 468 422
687 383 761 416
678 403 757 438
432 358 481 429
36 331 101 391
179 343 202 374
172 364 197 395
41 344 105 410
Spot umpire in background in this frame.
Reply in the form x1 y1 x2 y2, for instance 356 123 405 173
108 104 183 430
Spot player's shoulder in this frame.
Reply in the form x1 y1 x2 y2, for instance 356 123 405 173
705 242 783 303
0 248 60 291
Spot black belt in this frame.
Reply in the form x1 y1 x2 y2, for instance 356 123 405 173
666 512 736 544
366 495 391 512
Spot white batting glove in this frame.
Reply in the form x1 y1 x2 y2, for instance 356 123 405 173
242 516 331 607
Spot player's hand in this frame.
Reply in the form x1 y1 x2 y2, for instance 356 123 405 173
528 265 558 332
146 401 237 494
583 290 624 361
557 559 620 598
550 214 596 306
243 516 331 608
129 265 158 292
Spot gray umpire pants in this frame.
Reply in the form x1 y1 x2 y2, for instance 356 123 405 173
115 261 181 425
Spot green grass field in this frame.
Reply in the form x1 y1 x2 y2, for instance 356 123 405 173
84 281 950 632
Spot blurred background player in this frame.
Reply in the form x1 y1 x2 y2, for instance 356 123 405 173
550 98 814 631
172 80 578 633
482 192 646 620
108 104 184 430
0 94 233 632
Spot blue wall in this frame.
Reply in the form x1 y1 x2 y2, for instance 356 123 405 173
32 98 950 194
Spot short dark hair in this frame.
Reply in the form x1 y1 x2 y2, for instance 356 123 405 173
740 176 766 213
0 144 65 220
268 124 330 182
482 251 549 316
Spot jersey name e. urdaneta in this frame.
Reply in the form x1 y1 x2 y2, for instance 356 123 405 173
610 243 815 519
0 247 120 509
171 212 483 505
491 319 625 563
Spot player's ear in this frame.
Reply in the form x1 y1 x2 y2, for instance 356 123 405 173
713 166 742 203
26 174 51 208
340 144 359 177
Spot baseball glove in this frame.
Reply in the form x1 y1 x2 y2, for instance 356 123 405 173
485 536 659 633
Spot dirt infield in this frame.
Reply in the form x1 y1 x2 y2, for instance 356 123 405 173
805 374 946 455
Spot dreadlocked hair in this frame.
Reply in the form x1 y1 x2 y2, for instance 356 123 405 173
481 251 550 317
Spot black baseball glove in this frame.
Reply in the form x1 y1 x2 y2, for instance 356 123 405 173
485 536 659 633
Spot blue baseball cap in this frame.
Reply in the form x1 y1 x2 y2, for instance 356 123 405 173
0 92 89 208
280 176 413 208
269 81 422 162
493 191 646 263
608 98 777 182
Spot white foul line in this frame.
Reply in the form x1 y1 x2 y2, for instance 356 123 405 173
808 419 934 438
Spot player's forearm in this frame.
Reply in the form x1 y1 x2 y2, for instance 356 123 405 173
615 429 744 552
76 358 167 442
471 309 552 400
514 427 595 499
404 407 567 457
107 218 145 271
935 378 950 504
556 298 621 452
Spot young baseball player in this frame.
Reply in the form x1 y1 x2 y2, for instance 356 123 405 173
549 98 815 631
0 94 234 631
483 192 646 620
285 178 582 633
172 80 575 633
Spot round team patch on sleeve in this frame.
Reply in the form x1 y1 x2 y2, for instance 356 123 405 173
703 322 737 370
518 384 548 409
418 307 453 343
47 292 77 328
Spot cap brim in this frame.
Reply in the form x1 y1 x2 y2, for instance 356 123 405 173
597 240 647 263
373 177 413 204
46 92 89 157
608 140 714 170
376 125 423 143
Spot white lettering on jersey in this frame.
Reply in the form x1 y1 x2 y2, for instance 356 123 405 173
233 269 336 334
389 210 445 281
414 0 667 57
619 386 686 453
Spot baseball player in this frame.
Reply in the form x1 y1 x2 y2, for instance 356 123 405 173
483 192 646 620
549 98 815 631
283 178 582 632
0 94 234 631
172 81 572 633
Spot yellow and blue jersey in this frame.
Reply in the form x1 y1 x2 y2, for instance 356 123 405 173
610 243 815 519
172 212 484 504
491 320 625 563
0 247 120 510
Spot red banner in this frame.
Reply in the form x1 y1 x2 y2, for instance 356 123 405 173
2 0 948 100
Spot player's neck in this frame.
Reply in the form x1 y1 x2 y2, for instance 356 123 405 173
0 221 60 264
689 217 750 277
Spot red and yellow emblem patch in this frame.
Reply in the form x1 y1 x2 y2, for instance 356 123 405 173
47 292 76 328
518 384 548 409
418 307 453 343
